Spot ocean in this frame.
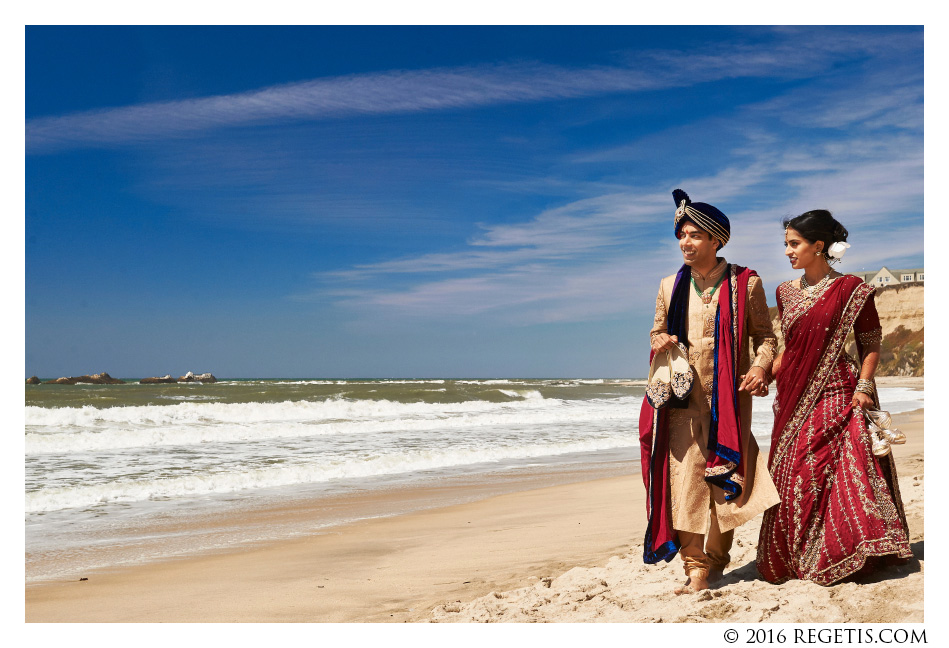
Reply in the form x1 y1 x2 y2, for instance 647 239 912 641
25 378 924 582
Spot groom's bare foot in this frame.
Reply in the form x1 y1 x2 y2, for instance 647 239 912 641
673 577 693 595
690 572 710 591
674 572 710 595
674 572 710 594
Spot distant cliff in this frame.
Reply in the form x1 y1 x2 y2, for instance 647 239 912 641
768 282 923 377
872 284 924 376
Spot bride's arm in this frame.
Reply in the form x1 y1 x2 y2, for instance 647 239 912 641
852 293 883 408
772 351 785 379
766 283 784 381
852 347 880 409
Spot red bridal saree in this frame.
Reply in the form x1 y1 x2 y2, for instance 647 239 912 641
756 275 912 585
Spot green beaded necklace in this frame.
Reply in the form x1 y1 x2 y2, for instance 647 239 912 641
691 272 726 305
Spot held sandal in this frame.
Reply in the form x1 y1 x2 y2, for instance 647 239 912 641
868 423 892 457
865 408 905 445
645 350 672 409
862 407 906 457
668 342 694 400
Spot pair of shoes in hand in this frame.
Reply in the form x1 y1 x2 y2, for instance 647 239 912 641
862 407 906 457
646 342 694 409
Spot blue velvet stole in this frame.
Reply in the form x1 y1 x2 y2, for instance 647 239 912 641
665 264 692 409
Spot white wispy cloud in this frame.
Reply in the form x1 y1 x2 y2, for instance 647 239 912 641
27 27 920 154
724 146 923 284
749 66 923 132
316 191 669 284
327 254 670 326
626 27 919 85
308 126 922 325
26 63 657 153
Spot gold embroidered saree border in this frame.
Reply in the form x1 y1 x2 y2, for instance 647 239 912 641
762 535 913 586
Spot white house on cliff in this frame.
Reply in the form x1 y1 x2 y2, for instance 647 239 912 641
851 266 924 287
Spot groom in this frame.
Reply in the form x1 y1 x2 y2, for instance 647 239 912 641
639 189 780 594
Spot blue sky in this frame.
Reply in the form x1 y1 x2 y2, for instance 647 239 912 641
24 25 924 378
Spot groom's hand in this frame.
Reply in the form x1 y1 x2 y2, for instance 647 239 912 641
651 333 678 353
739 367 769 396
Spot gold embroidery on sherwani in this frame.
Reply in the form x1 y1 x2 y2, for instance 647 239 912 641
703 312 716 338
748 286 777 366
650 291 666 341
688 349 701 367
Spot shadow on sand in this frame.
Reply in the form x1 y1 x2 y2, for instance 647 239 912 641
713 539 922 589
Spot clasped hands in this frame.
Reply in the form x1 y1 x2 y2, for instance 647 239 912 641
651 333 770 397
738 367 770 397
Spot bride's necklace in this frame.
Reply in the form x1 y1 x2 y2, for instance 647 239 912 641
800 271 834 302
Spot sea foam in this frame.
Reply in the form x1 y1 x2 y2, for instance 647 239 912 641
25 396 639 454
26 434 634 513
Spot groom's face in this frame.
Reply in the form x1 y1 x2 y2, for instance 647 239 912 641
678 221 719 268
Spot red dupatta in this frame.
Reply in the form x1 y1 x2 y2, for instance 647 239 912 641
768 275 874 467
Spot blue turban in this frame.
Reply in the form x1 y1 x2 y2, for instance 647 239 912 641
672 188 730 247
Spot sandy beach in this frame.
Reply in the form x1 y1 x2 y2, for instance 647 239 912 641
26 404 923 623
431 408 924 623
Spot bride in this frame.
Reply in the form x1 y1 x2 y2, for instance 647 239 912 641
755 209 912 585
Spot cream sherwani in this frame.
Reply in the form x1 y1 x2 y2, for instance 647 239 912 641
650 259 780 540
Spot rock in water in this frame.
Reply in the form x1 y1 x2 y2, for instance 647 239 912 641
44 372 125 385
177 372 217 383
140 375 177 384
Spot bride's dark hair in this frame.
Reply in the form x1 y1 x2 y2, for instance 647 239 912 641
783 209 848 254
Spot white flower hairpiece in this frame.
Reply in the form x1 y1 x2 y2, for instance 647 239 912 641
827 241 850 259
